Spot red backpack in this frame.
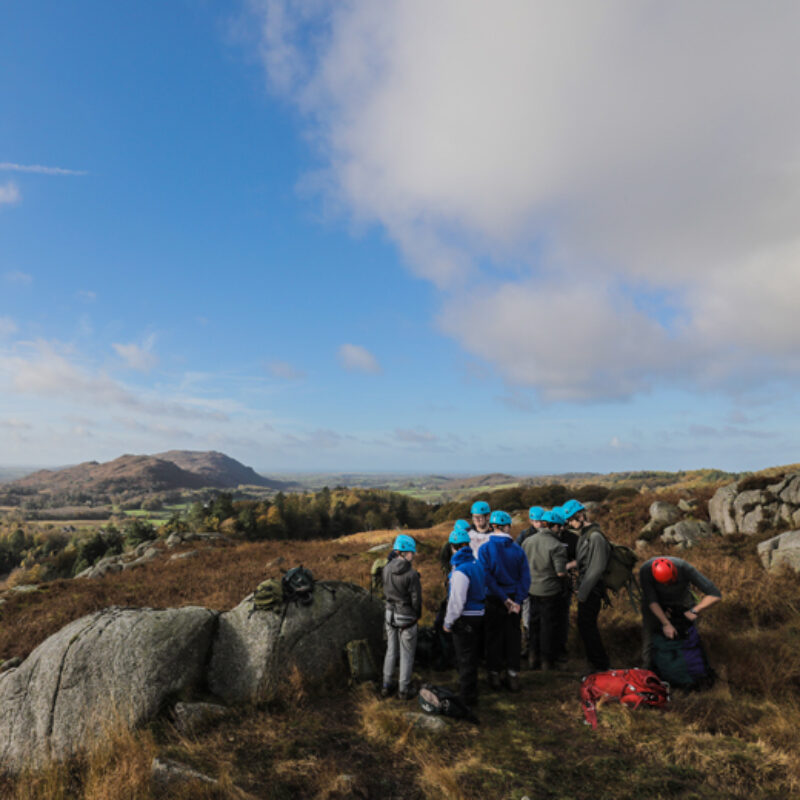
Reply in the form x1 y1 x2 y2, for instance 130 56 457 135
580 669 670 730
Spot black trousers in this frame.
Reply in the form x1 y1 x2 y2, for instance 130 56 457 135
555 588 572 658
528 593 562 665
484 597 522 674
577 590 610 671
451 616 483 705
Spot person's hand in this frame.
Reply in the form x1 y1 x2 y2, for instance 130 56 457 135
684 610 698 622
662 622 677 639
443 625 451 634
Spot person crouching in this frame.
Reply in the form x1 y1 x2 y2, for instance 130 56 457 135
442 526 486 707
478 510 531 691
381 535 422 700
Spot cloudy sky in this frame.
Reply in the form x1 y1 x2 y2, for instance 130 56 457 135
2 1 799 474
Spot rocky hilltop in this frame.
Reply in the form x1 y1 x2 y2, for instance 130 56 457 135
8 450 288 495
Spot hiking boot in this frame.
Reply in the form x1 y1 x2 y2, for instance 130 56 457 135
488 671 502 690
397 686 417 701
503 673 521 692
380 684 394 698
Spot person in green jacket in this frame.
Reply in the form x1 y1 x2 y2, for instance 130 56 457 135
522 509 567 670
563 499 611 672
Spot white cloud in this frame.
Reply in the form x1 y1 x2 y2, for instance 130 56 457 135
0 418 31 430
0 182 20 205
3 271 32 285
112 334 158 372
253 1 800 399
267 359 306 380
337 343 381 374
0 340 225 421
77 290 97 302
394 427 438 444
0 317 17 338
0 162 87 176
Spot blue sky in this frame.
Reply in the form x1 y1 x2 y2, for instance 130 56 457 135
1 1 799 474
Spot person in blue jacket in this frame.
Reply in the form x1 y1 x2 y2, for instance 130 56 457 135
442 526 486 706
478 510 531 691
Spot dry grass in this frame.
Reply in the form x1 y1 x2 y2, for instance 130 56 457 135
3 496 800 797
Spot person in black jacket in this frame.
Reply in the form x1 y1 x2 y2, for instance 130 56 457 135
381 534 422 700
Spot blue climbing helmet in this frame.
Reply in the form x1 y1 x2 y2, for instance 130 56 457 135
528 505 545 521
453 519 471 533
542 509 565 526
393 534 417 553
561 499 585 520
449 527 471 545
489 510 512 526
471 500 491 515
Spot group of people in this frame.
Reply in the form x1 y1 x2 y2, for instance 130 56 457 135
381 499 722 708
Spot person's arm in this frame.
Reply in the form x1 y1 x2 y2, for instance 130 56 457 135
479 544 504 602
577 532 611 602
552 543 567 578
443 571 469 632
410 570 422 620
684 593 720 622
649 600 677 640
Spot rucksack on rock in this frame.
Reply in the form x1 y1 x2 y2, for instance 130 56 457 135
252 579 282 613
580 668 669 730
370 557 388 599
345 639 378 683
418 684 478 724
282 566 315 605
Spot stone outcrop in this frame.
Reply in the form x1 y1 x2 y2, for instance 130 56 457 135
660 520 714 548
757 530 800 572
0 579 382 774
708 474 800 535
639 501 682 542
208 581 383 705
0 606 217 771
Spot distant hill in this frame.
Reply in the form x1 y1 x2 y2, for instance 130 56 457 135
8 451 290 495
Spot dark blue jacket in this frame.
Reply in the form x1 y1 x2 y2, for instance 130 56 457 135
478 534 531 603
449 546 486 613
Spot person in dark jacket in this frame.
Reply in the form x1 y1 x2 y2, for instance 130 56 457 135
439 518 471 580
639 556 721 668
564 499 611 672
515 506 547 547
552 505 579 663
478 510 531 691
522 509 567 670
442 526 486 706
381 534 422 700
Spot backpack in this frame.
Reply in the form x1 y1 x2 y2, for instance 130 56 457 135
418 684 479 724
596 529 641 612
580 668 670 730
282 566 315 605
252 578 283 613
370 557 388 599
651 623 715 690
345 639 378 683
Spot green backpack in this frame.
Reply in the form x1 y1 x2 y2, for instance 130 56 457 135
598 531 640 613
282 565 315 605
252 578 282 613
370 557 388 599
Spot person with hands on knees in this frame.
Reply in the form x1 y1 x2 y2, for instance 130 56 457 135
381 534 422 701
639 556 721 669
478 510 531 692
442 526 486 707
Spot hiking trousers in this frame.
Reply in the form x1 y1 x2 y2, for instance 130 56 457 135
556 587 572 659
484 596 522 675
577 591 610 671
383 613 418 693
451 615 483 706
529 593 562 666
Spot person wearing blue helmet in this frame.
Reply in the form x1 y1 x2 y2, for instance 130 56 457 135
381 534 422 700
468 500 492 558
478 510 531 691
564 499 611 671
515 506 547 548
522 509 568 670
442 526 486 706
439 519 471 577
551 505 579 664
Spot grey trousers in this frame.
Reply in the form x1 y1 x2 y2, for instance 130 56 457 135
383 614 418 692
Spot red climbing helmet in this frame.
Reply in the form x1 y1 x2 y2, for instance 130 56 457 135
651 557 678 585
